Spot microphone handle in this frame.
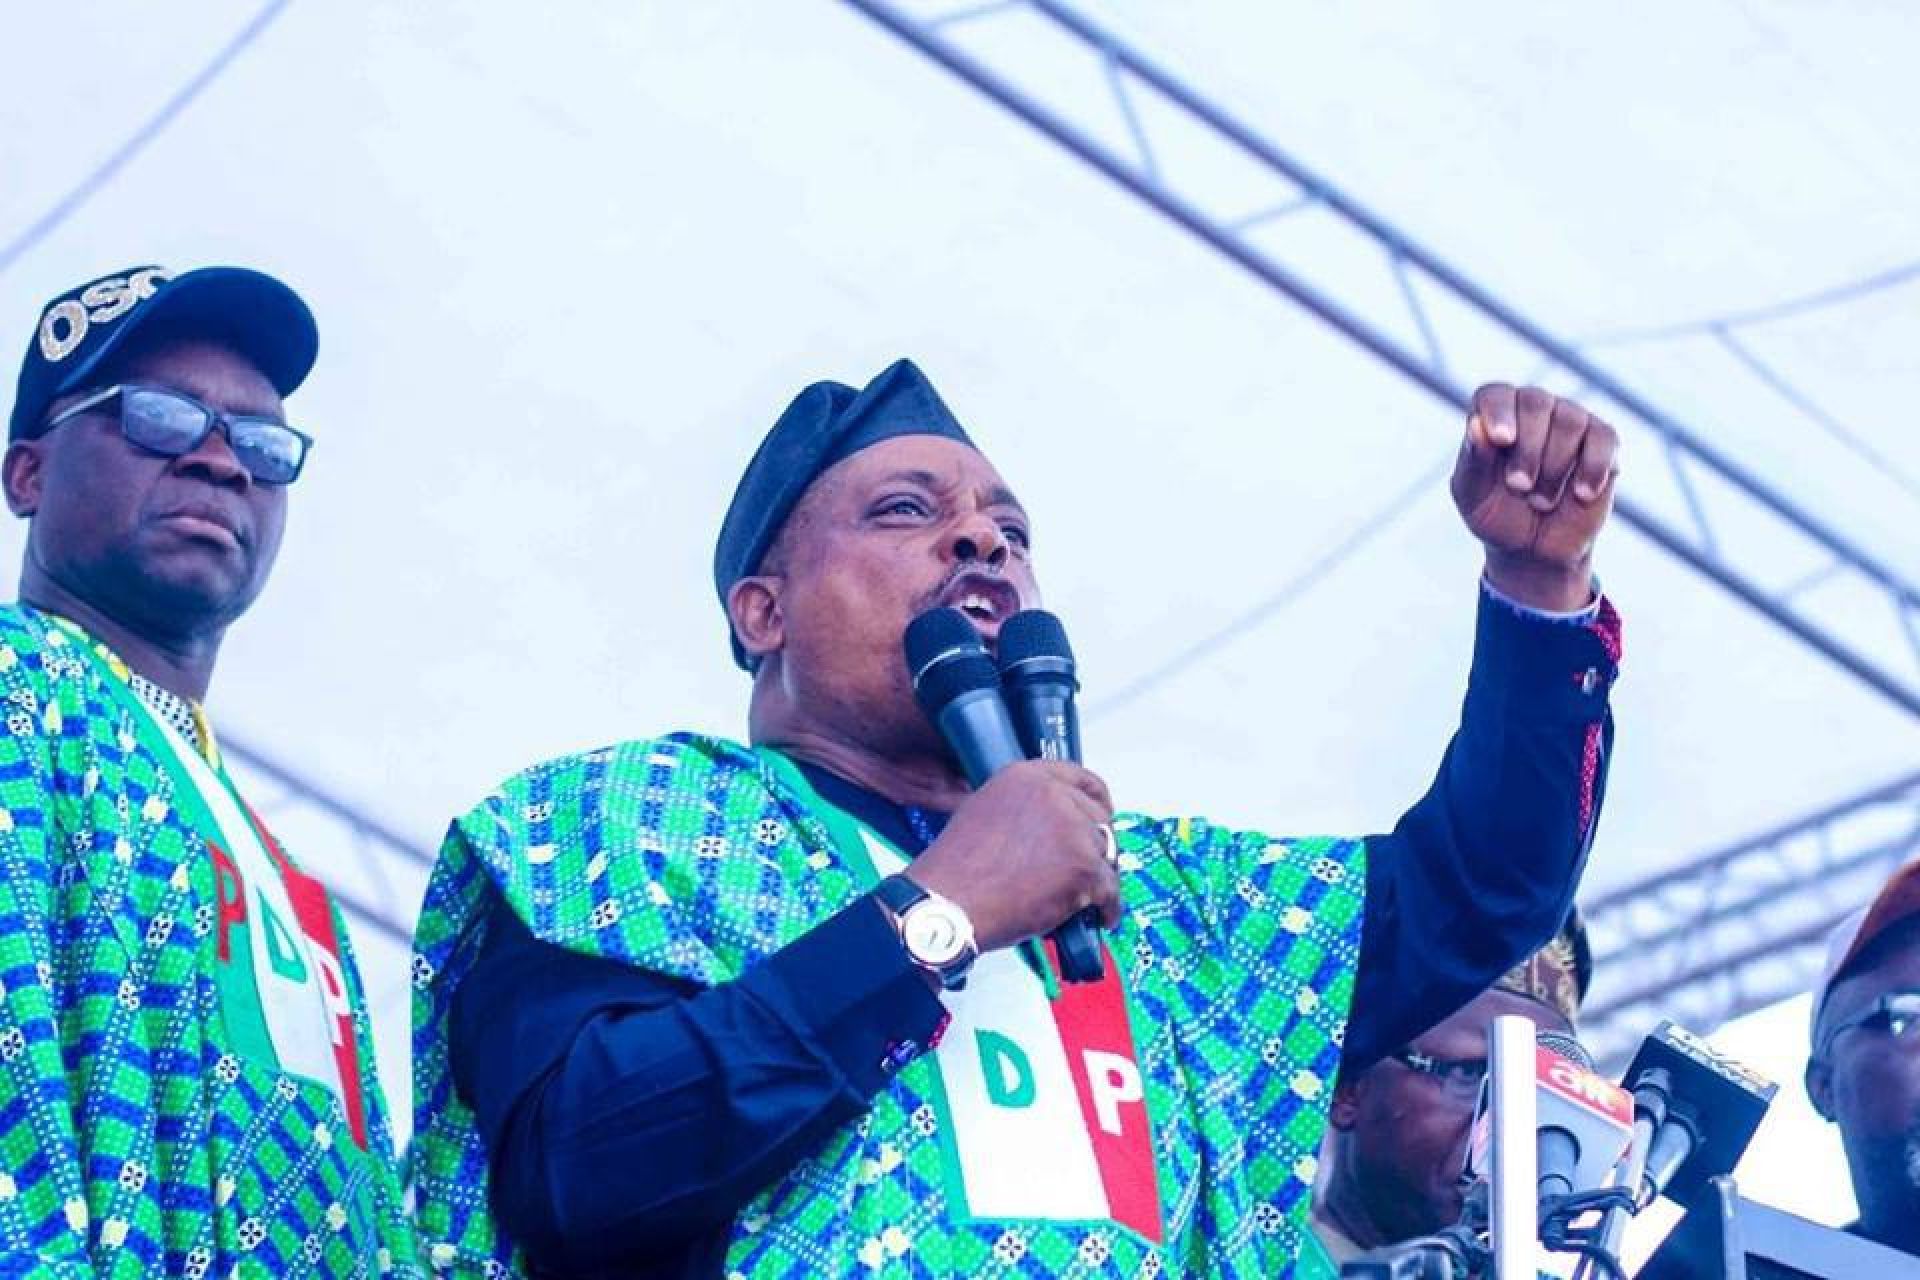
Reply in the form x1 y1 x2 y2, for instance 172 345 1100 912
1018 689 1081 765
1536 1125 1580 1205
933 687 1028 787
929 683 1104 980
1007 682 1105 984
1593 1112 1656 1269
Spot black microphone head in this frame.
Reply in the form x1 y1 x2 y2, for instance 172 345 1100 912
997 609 1079 695
1623 1022 1777 1206
998 609 1074 666
904 608 1000 714
1537 1028 1597 1071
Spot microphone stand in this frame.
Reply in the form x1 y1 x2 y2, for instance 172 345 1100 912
1578 1114 1651 1280
1345 1017 1539 1280
1488 1014 1539 1280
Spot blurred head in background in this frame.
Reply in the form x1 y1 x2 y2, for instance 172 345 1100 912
1312 909 1592 1259
1806 862 1920 1257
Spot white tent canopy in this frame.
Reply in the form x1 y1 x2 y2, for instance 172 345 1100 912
5 3 1915 1223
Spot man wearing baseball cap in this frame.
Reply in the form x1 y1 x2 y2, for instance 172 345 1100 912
1805 860 1920 1257
0 266 420 1276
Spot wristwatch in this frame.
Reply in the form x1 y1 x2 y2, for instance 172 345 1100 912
874 874 978 991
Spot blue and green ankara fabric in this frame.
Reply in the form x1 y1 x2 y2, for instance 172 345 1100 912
410 734 1366 1278
0 605 420 1278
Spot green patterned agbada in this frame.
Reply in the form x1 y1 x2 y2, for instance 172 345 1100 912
410 733 1363 1279
0 605 421 1278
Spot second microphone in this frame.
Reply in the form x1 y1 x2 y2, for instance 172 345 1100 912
904 606 1108 983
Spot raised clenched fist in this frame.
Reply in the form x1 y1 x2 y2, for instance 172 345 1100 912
1451 383 1620 611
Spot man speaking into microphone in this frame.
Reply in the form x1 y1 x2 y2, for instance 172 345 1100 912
407 359 1624 1279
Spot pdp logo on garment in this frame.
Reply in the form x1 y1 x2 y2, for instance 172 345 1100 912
146 711 372 1150
208 830 370 1149
940 952 1164 1242
37 266 170 363
865 834 1164 1242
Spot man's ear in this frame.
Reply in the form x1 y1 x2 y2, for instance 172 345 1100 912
4 440 46 518
1804 1057 1837 1123
1328 1072 1366 1131
727 574 785 666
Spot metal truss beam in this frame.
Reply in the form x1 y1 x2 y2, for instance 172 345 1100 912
845 0 1920 721
1579 770 1920 1068
848 0 1920 1067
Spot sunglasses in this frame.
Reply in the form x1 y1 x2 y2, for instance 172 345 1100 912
39 383 312 485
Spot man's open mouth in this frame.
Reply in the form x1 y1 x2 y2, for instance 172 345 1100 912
936 572 1021 627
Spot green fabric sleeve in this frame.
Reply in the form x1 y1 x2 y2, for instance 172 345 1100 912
0 648 125 1275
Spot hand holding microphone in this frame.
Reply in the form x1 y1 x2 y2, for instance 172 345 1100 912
997 609 1107 981
912 764 1121 952
903 608 1121 957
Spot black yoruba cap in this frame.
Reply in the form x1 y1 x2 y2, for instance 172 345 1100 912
714 358 975 669
9 264 318 440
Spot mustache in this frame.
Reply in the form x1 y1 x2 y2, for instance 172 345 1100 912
913 561 1010 615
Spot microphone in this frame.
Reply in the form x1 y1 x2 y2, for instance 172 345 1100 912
904 607 1026 787
1531 1031 1634 1206
997 609 1081 763
1619 1020 1776 1208
1466 1030 1634 1205
996 610 1104 983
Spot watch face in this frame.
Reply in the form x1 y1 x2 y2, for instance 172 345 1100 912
903 901 971 967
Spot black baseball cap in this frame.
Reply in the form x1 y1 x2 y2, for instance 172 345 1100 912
8 264 318 440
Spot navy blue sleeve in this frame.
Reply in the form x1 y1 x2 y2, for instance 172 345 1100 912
450 893 948 1276
1341 588 1621 1073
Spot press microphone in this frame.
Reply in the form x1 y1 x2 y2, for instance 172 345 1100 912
904 607 1027 786
1465 1029 1634 1207
997 609 1103 983
1459 1028 1628 1220
1532 1031 1634 1206
1619 1020 1776 1208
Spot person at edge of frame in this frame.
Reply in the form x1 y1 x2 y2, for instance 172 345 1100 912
1806 858 1920 1259
0 265 421 1278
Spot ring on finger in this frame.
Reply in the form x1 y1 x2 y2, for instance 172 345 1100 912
1097 822 1119 868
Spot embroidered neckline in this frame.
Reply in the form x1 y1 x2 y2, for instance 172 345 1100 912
39 611 220 764
127 671 204 755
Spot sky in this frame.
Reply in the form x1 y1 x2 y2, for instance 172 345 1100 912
3 0 1914 1248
